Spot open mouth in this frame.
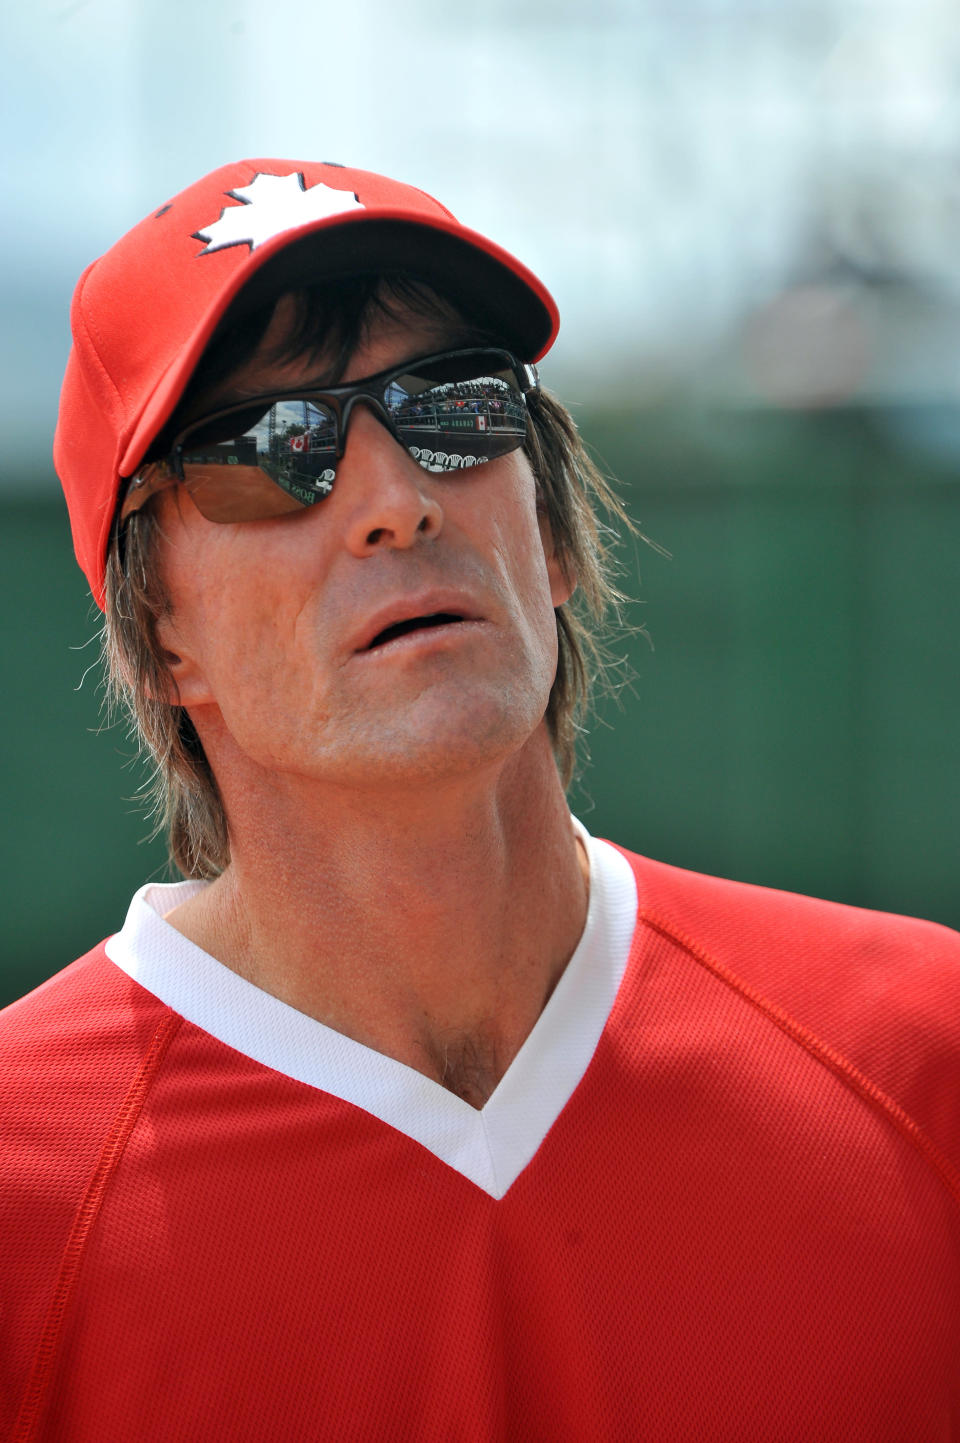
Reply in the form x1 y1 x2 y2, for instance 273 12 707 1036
365 612 466 650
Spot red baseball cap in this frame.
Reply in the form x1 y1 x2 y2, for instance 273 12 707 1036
54 157 560 608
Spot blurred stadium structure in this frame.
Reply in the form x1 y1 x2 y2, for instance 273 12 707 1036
2 0 958 999
8 0 960 451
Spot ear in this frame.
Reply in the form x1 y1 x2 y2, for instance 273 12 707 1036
150 614 214 708
539 512 577 608
547 550 577 609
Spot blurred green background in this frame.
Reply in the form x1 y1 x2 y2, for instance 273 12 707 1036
3 0 959 1005
4 399 957 1007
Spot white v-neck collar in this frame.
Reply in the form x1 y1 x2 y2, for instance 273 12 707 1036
105 821 638 1199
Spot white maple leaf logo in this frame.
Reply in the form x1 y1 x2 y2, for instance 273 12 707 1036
194 172 365 255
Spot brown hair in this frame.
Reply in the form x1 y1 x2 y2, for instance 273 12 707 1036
103 277 639 878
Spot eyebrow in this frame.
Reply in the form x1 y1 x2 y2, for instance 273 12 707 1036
199 333 499 412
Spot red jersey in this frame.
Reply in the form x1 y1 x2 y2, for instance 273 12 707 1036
2 832 959 1441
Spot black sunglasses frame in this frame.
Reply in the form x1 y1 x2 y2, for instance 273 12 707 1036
120 346 540 525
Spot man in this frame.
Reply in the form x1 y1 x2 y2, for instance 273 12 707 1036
2 158 958 1441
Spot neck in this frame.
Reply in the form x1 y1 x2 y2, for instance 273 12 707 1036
163 727 589 1107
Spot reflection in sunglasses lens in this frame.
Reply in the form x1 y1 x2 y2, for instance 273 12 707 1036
172 352 530 520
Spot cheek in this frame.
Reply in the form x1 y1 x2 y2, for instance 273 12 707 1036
482 459 551 576
194 576 304 696
481 480 562 657
155 507 311 691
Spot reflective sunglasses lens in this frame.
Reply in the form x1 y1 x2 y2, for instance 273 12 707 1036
178 399 339 520
127 353 532 527
385 353 528 473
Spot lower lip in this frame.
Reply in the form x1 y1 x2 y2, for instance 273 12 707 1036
357 619 486 660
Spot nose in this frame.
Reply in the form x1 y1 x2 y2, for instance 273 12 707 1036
337 402 444 556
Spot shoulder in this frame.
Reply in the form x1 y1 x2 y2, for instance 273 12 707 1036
616 845 960 1009
0 942 180 1210
617 844 959 970
0 940 177 1080
613 843 960 1183
0 946 182 1436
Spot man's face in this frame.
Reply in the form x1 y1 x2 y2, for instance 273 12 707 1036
153 295 574 794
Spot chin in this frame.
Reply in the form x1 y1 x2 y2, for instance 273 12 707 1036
326 689 551 788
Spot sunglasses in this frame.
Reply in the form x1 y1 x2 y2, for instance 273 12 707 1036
120 347 539 525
